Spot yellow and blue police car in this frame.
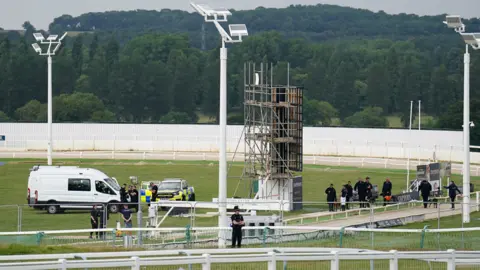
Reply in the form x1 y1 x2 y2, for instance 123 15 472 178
140 178 195 203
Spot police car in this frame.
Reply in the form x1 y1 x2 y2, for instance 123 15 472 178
140 178 195 203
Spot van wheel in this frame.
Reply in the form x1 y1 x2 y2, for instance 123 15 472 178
108 204 119 213
47 204 59 214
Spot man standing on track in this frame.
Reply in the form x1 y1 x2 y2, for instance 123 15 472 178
346 181 353 210
230 206 245 248
419 179 432 208
89 205 99 239
354 178 367 208
382 178 393 206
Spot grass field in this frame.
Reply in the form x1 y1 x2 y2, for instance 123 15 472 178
1 158 478 232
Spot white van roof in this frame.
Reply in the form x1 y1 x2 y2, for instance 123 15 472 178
29 165 110 178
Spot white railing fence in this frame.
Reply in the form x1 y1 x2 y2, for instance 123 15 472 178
3 151 480 174
1 226 479 251
0 247 477 269
1 133 478 163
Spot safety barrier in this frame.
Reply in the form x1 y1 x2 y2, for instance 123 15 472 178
1 248 477 269
3 151 480 174
0 226 479 251
0 249 480 270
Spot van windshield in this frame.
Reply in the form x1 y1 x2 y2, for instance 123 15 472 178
104 178 120 191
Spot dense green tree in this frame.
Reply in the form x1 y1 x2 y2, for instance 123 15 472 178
304 99 337 126
2 5 480 127
0 111 10 122
344 107 389 128
437 99 480 145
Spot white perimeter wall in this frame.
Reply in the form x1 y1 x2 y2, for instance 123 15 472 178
0 123 475 162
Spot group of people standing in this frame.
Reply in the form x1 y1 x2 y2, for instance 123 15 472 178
325 177 394 211
419 179 462 209
120 184 139 211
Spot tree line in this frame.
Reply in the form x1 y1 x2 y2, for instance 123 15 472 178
0 5 479 133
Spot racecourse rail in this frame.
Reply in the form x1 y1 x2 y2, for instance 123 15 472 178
0 248 475 270
3 150 480 175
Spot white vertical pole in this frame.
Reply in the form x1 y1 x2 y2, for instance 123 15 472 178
407 101 413 191
47 55 53 165
463 45 471 223
418 100 421 130
218 44 228 247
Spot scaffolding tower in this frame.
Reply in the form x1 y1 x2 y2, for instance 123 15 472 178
243 62 303 204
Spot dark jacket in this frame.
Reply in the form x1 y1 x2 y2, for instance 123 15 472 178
382 181 392 196
354 181 367 194
444 184 461 198
346 184 353 197
341 187 348 198
120 187 127 202
325 187 337 202
419 180 432 196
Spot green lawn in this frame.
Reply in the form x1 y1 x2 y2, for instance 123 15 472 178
1 158 479 252
1 158 443 231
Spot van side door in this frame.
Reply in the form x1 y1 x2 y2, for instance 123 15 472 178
94 180 117 203
67 178 92 205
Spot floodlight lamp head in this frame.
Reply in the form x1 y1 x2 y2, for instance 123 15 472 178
33 33 45 42
444 15 465 33
31 43 42 54
461 33 480 50
228 24 248 42
47 35 58 41
190 2 230 22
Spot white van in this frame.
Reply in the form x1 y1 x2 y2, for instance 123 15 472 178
27 165 121 214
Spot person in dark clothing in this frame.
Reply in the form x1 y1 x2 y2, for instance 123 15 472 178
346 181 353 209
419 180 432 208
382 178 393 206
230 206 245 248
120 184 128 203
325 184 337 212
340 185 348 211
129 186 139 212
444 181 462 209
89 205 99 239
354 178 367 208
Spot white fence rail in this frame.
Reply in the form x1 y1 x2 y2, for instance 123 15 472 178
0 226 478 251
0 123 473 162
0 246 477 269
4 150 480 175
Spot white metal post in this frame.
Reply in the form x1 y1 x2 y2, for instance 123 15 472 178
463 44 471 223
407 101 413 191
389 250 398 270
447 249 456 270
218 45 228 248
47 56 53 165
330 250 339 270
418 100 421 130
267 251 276 270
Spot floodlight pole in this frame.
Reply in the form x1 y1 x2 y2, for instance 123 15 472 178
32 33 66 166
407 101 413 191
463 44 471 223
47 56 53 165
218 40 228 248
418 100 421 130
444 17 473 223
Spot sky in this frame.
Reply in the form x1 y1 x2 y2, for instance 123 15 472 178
0 0 479 30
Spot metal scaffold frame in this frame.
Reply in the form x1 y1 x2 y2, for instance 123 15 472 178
243 62 303 201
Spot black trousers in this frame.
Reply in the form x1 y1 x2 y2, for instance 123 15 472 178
346 196 351 209
232 228 242 247
359 194 366 208
422 194 429 208
328 201 335 212
450 196 456 209
90 221 98 237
